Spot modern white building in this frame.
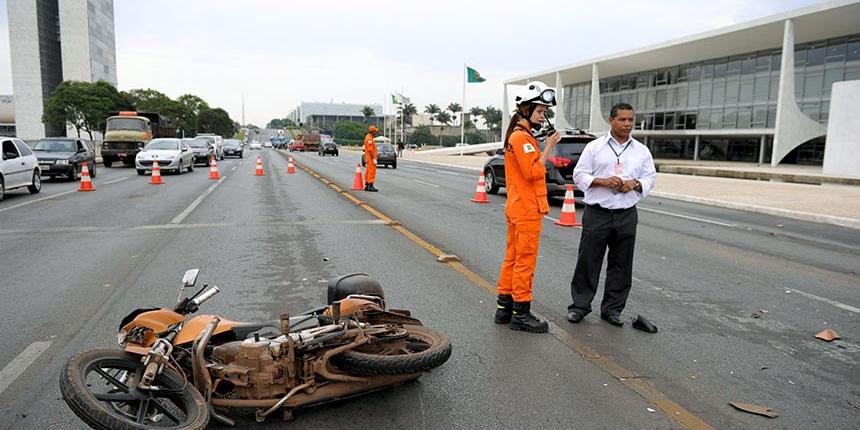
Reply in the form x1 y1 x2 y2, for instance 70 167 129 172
6 0 117 140
287 102 385 134
504 0 860 170
0 95 14 136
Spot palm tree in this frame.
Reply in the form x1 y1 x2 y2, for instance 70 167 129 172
435 111 452 146
361 105 375 123
424 104 440 126
469 106 484 127
482 105 503 139
447 103 462 126
402 103 417 126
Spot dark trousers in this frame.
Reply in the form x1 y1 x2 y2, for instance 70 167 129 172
568 205 638 317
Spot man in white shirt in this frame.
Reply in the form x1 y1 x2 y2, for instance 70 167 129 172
566 102 656 327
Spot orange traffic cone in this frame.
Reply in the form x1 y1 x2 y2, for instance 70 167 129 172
470 172 490 203
77 162 95 191
255 156 265 176
555 184 581 227
352 163 364 190
287 157 296 174
150 160 164 185
208 156 221 179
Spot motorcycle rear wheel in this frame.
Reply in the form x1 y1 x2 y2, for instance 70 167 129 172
60 349 209 430
335 326 452 376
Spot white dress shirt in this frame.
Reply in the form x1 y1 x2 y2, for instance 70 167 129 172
573 132 656 210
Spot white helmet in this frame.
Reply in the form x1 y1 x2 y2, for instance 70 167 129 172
514 81 557 107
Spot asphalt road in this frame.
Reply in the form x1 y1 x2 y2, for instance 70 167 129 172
0 148 856 429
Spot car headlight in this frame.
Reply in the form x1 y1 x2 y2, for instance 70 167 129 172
55 160 69 165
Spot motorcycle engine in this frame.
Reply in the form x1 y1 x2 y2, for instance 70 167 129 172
212 337 296 399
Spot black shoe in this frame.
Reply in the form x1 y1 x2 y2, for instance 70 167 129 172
494 294 513 324
366 184 378 192
567 311 585 323
601 314 624 327
510 301 548 333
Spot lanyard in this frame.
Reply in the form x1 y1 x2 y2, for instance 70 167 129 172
607 136 631 163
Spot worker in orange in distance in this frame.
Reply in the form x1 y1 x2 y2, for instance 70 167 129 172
364 125 379 192
494 81 560 333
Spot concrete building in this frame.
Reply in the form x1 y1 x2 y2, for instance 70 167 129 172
0 95 14 136
6 0 117 140
504 0 860 168
288 102 384 134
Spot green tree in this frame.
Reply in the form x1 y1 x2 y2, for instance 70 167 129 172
333 121 366 140
546 108 555 120
435 111 452 126
402 103 417 125
125 88 173 112
482 105 503 133
469 106 485 127
267 118 286 129
447 103 462 125
407 125 434 146
361 106 376 123
198 107 236 137
176 94 210 136
43 80 129 139
424 104 440 126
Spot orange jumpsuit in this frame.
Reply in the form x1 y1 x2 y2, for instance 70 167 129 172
363 133 378 184
497 120 549 303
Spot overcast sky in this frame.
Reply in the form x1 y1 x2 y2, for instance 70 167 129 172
1 0 821 126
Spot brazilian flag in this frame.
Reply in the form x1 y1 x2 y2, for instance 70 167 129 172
467 66 486 83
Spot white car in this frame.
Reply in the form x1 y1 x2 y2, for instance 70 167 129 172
249 142 262 150
135 138 194 175
1 137 41 201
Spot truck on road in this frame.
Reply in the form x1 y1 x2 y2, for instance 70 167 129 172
101 111 176 167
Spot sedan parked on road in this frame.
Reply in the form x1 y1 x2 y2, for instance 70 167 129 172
483 128 596 197
289 141 305 152
223 139 244 158
184 138 216 166
362 143 397 169
1 137 41 201
135 138 194 175
32 138 97 181
248 141 262 150
318 140 339 156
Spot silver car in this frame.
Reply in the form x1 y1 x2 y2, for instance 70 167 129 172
135 138 194 175
1 136 41 201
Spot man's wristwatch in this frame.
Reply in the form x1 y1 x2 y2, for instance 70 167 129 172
634 180 642 192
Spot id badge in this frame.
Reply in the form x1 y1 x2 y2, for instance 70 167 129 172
614 162 624 176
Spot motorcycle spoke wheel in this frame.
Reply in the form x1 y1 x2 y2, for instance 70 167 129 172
334 326 452 376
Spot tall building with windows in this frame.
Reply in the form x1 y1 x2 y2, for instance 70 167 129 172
504 0 860 167
6 0 116 140
288 102 385 135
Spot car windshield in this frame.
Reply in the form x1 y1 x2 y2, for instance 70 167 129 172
33 139 75 152
146 140 179 150
188 139 209 148
378 143 394 151
224 140 241 147
107 118 147 131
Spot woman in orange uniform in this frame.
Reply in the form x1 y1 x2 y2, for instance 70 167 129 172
364 125 379 192
494 81 560 333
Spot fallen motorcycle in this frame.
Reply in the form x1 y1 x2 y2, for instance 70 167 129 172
60 270 452 429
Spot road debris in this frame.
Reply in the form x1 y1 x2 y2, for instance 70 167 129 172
646 408 656 413
632 314 658 333
729 402 778 418
814 328 840 342
436 254 460 263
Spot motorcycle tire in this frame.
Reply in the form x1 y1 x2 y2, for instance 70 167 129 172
60 349 209 430
335 326 452 376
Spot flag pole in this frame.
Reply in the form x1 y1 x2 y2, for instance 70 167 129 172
460 63 466 149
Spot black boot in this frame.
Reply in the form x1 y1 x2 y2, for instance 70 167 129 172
366 183 378 192
494 294 513 324
510 301 548 333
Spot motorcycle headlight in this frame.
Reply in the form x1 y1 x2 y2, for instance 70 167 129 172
55 160 69 165
117 330 128 346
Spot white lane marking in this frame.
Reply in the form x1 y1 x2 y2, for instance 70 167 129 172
103 177 128 185
231 166 237 172
788 288 860 314
0 189 78 213
413 179 440 188
0 341 52 396
171 177 225 224
544 215 560 222
435 169 465 177
639 207 735 228
0 219 389 235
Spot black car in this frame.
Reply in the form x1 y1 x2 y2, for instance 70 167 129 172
483 128 596 197
362 142 397 168
223 139 244 158
31 138 97 181
185 138 216 165
318 140 339 156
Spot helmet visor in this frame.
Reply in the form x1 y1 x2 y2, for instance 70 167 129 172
539 89 557 105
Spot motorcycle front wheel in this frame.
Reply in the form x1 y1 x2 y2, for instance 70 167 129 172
60 349 209 430
335 326 452 376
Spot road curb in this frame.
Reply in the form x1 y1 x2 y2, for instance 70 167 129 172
651 191 860 229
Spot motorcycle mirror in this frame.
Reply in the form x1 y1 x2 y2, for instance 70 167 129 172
178 269 200 303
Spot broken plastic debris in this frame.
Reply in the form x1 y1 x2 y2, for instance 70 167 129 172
632 314 658 333
436 254 460 263
814 329 840 342
646 408 655 413
729 402 778 418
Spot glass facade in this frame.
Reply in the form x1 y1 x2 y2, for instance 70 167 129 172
562 33 860 164
87 0 117 85
36 0 65 137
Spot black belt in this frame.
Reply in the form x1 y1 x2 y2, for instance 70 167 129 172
586 204 635 214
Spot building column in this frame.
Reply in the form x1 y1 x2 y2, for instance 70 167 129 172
643 136 650 148
588 63 610 134
772 19 827 166
501 84 510 142
693 135 701 160
759 135 767 164
554 71 572 129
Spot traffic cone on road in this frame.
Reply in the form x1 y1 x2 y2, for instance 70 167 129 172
352 163 364 190
554 185 581 227
255 155 265 176
208 156 221 179
150 160 164 185
287 157 296 174
470 172 490 203
78 162 95 192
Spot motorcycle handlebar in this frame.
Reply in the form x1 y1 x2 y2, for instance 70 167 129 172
192 285 219 307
